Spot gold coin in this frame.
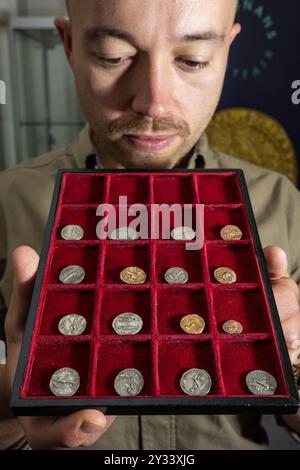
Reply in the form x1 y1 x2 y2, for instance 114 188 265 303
120 267 147 285
222 320 243 334
220 225 243 241
180 314 206 334
214 267 237 284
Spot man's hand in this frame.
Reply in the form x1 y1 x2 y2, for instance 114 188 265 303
5 246 116 449
264 246 300 434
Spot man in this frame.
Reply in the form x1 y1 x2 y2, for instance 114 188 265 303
0 0 299 450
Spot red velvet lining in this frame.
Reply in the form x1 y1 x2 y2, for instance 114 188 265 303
213 288 268 334
198 174 241 204
204 206 249 240
100 288 151 335
207 244 259 284
96 340 152 396
220 339 286 395
27 341 90 397
104 244 150 284
157 288 209 334
156 244 203 284
109 176 149 204
154 176 195 204
63 174 106 204
49 245 99 285
21 172 289 400
58 207 99 240
158 340 219 396
39 290 95 336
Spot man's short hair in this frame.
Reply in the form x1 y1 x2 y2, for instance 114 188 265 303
65 0 239 17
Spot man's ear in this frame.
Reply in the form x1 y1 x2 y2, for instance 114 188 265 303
54 16 74 69
229 23 241 45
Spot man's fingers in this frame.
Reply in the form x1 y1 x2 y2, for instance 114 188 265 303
264 245 289 280
21 411 117 449
264 245 300 352
5 246 39 380
3 246 117 450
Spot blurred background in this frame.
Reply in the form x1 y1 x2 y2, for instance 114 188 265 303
0 0 299 449
0 0 299 183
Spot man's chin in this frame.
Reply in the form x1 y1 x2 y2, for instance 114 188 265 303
118 154 178 170
115 137 185 169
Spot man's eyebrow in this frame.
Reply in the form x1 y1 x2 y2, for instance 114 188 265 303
180 31 226 44
83 27 225 46
83 27 136 45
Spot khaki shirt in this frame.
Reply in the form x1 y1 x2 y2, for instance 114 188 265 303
1 125 300 450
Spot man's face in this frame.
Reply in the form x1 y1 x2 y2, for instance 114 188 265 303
60 0 240 169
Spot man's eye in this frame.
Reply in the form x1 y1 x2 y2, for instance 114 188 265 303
93 55 132 67
178 59 209 71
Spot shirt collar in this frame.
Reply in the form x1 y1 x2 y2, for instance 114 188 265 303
72 123 219 170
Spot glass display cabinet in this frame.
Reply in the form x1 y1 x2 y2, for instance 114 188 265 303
9 17 84 163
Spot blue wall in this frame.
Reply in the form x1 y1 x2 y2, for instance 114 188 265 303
219 0 300 186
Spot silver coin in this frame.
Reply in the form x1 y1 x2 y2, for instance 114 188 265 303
59 265 86 284
164 267 189 284
109 227 138 240
246 370 277 395
58 314 87 336
114 368 144 396
171 226 196 241
61 225 84 241
112 312 143 335
49 367 80 397
180 368 212 396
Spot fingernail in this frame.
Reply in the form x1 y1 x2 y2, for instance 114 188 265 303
289 339 300 350
81 417 106 434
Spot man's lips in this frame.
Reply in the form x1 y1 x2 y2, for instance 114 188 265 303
123 134 178 152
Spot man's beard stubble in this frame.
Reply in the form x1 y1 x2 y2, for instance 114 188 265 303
90 114 195 169
106 115 190 141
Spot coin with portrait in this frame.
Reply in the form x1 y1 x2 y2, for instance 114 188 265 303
114 368 144 396
120 267 147 285
180 314 205 334
214 267 237 284
59 265 86 285
180 369 212 396
49 367 80 397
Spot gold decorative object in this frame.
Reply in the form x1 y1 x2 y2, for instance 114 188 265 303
206 108 297 185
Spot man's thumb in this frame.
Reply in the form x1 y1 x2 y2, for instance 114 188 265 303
264 245 289 281
5 246 39 346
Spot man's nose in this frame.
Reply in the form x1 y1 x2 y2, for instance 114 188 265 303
130 57 174 118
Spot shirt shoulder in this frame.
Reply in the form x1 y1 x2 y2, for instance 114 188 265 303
0 143 80 207
210 146 300 204
0 142 74 182
212 147 300 283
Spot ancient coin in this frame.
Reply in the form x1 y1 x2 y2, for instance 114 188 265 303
180 368 212 396
180 314 206 334
61 225 84 241
171 226 196 241
222 320 243 334
246 370 277 395
114 368 144 396
58 314 87 336
120 267 147 285
109 227 138 241
164 267 189 284
220 225 243 241
112 312 143 335
214 267 237 284
49 367 80 397
59 265 86 284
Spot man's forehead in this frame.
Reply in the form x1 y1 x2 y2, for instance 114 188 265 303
69 0 237 36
